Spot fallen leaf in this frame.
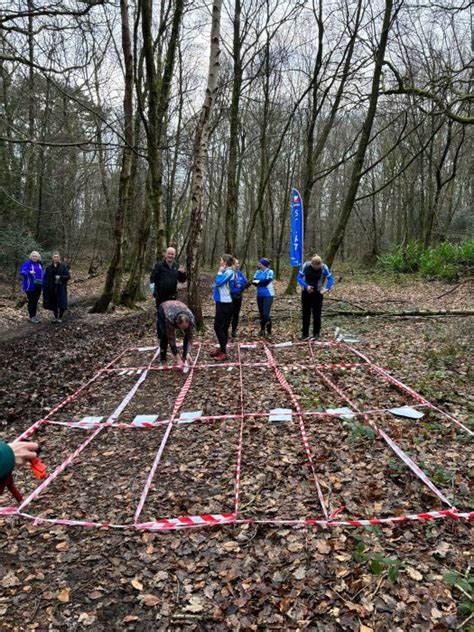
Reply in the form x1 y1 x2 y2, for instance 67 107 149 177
1 571 20 588
293 566 306 580
55 541 69 551
184 596 205 613
139 594 160 607
57 588 70 603
131 578 144 591
123 615 139 623
405 566 423 581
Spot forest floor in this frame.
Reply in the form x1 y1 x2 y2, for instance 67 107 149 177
0 270 473 631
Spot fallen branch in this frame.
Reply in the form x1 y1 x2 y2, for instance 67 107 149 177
436 278 473 299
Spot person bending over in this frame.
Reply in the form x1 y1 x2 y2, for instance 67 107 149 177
157 300 194 367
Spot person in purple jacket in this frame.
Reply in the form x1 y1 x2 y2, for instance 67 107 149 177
20 251 44 323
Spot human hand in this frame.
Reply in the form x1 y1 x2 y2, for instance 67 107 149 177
178 265 185 273
9 441 38 466
320 287 328 295
306 286 314 293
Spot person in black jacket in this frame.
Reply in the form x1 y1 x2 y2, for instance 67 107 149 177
43 252 71 324
150 247 187 338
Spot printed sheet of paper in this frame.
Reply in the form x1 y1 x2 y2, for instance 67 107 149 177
132 414 159 427
72 416 104 429
325 407 356 420
269 408 293 422
389 406 424 419
178 410 203 424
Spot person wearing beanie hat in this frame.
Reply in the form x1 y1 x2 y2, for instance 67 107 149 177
297 254 334 340
251 258 275 337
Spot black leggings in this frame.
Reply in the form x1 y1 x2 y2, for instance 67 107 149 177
301 290 323 337
231 295 243 334
26 287 42 318
214 302 233 353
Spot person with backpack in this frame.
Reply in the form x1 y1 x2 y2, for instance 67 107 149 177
43 252 71 324
20 251 44 323
297 254 334 340
252 258 275 337
211 254 235 361
230 259 248 338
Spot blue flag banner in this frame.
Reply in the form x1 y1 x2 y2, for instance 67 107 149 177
290 188 304 267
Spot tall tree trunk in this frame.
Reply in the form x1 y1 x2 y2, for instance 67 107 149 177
90 0 134 313
187 0 222 328
224 0 242 253
325 0 396 267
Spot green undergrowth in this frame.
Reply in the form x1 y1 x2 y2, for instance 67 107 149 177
377 240 474 281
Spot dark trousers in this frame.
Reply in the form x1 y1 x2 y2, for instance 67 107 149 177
155 294 176 338
231 295 243 334
257 296 273 333
26 287 42 318
301 290 323 337
214 302 233 353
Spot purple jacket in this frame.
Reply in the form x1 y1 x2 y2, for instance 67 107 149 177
20 260 44 292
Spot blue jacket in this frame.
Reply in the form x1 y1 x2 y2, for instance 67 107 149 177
297 262 334 291
252 268 275 297
20 260 43 292
213 267 234 303
230 270 248 297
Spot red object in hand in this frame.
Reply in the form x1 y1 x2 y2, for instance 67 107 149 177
31 457 47 480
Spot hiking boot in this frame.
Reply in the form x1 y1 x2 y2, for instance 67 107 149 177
299 334 310 341
30 317 40 324
213 351 227 361
312 334 320 341
210 348 220 357
231 331 238 338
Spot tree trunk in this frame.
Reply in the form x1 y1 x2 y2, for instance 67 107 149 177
187 0 223 328
325 0 396 267
90 0 134 313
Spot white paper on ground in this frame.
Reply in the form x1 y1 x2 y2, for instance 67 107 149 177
132 414 159 427
72 416 104 428
274 341 293 348
178 410 203 424
137 346 158 351
269 408 292 422
389 406 424 419
325 407 355 420
240 343 257 349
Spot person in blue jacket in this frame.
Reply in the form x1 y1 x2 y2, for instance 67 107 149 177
297 254 334 340
20 251 44 323
252 258 275 337
230 259 248 338
211 254 235 360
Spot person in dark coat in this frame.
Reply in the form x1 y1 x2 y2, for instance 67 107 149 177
20 250 44 323
43 252 70 324
149 247 187 338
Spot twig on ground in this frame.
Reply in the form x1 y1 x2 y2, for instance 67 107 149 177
436 278 473 300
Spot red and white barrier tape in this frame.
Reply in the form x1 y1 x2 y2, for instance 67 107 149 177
133 344 202 524
263 344 329 519
16 348 128 441
233 344 246 517
1 508 470 531
342 342 472 435
17 347 162 513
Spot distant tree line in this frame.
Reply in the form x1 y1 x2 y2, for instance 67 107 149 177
0 0 471 314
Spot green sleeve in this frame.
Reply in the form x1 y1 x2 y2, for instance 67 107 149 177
0 442 15 479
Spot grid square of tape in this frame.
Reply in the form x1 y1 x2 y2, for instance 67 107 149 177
4 340 472 530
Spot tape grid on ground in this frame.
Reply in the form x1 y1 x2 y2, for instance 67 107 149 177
2 339 470 531
133 343 202 524
16 346 162 514
263 344 329 519
308 344 455 508
341 341 472 435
